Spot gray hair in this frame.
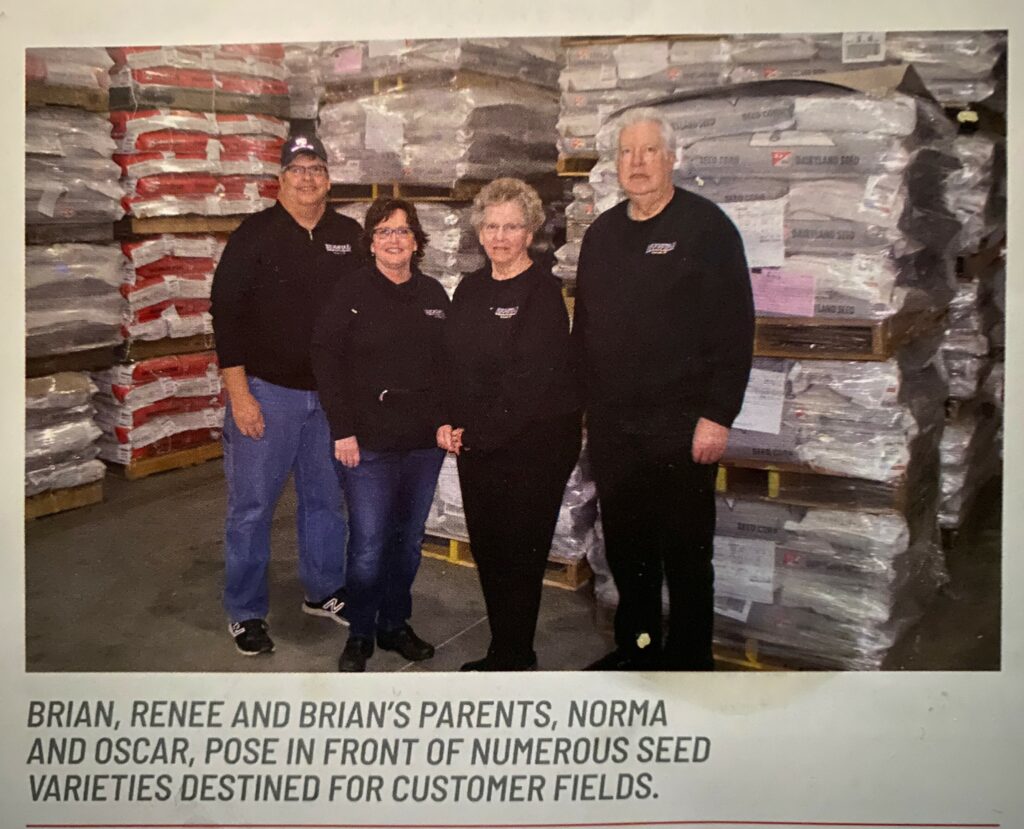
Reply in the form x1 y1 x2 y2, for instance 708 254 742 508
470 177 545 233
612 107 676 156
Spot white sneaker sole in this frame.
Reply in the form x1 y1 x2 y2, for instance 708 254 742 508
235 642 275 656
302 603 351 627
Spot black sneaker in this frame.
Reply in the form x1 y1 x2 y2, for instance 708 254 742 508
338 636 374 672
585 648 660 671
461 652 537 672
229 619 274 656
376 624 434 661
302 589 349 627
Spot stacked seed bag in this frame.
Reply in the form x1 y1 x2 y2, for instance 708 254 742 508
26 244 127 360
285 42 325 121
26 107 125 229
558 38 732 160
887 31 1006 108
26 47 112 95
318 39 561 187
91 351 224 466
26 373 106 499
119 233 226 343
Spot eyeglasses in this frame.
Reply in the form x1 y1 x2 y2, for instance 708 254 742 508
373 226 413 239
481 223 527 235
284 164 329 179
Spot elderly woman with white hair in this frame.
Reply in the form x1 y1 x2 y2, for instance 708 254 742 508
439 177 581 671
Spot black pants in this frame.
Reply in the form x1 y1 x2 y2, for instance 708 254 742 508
588 416 717 670
457 411 582 668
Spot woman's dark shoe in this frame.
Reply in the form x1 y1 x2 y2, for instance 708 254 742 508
338 636 374 672
376 624 434 661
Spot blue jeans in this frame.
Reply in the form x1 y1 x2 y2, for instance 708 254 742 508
222 376 347 623
339 446 444 639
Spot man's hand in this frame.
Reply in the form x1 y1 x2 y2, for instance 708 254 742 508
691 417 729 464
436 425 465 455
335 436 360 468
230 393 265 439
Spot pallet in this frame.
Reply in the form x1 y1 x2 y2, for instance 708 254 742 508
713 640 792 672
114 215 243 238
118 333 216 362
25 481 104 520
26 346 118 378
716 461 907 511
329 174 565 205
109 86 289 118
422 535 593 591
26 223 115 246
107 441 223 481
753 307 944 361
557 155 598 177
26 82 108 112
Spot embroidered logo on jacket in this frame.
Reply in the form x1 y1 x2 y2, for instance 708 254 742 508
324 243 352 255
424 308 446 319
494 306 519 319
645 242 677 255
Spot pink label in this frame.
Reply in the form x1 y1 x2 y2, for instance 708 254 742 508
751 269 816 317
333 47 363 75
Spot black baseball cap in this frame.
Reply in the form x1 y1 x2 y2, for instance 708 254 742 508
280 134 328 167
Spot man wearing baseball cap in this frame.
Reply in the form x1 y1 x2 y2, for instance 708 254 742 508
211 133 363 656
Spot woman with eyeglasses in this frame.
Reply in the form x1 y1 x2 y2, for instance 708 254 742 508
312 197 450 673
439 178 581 671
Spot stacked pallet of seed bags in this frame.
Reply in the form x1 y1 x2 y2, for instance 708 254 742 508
582 73 965 668
558 38 733 162
91 351 224 467
26 373 106 505
318 38 561 187
887 31 1006 109
936 129 1005 531
285 42 325 123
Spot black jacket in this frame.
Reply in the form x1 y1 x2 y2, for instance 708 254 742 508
312 264 451 451
446 261 577 453
211 202 363 390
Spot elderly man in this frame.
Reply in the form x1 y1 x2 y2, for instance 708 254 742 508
211 134 363 656
573 108 754 671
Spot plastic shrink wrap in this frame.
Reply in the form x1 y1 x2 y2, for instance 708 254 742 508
425 447 601 563
26 244 127 357
26 108 126 225
92 351 224 465
25 373 106 497
886 31 1006 107
26 47 112 90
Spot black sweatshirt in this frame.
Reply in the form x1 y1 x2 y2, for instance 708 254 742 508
311 264 451 451
211 202 363 390
446 261 578 454
572 187 754 431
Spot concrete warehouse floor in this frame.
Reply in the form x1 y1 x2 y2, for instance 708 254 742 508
24 460 1001 673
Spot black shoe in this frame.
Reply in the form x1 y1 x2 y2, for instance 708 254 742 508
338 636 374 672
229 619 274 656
460 652 537 672
302 588 349 627
376 624 434 661
585 648 659 671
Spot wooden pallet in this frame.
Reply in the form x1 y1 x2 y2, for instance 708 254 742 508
26 82 108 112
26 346 118 379
118 333 215 362
109 86 289 118
753 307 944 361
114 215 243 238
422 535 593 591
557 155 599 177
26 223 115 246
713 640 792 672
716 461 907 511
108 442 223 481
26 481 104 520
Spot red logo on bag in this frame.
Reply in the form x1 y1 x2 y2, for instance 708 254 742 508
771 151 793 167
